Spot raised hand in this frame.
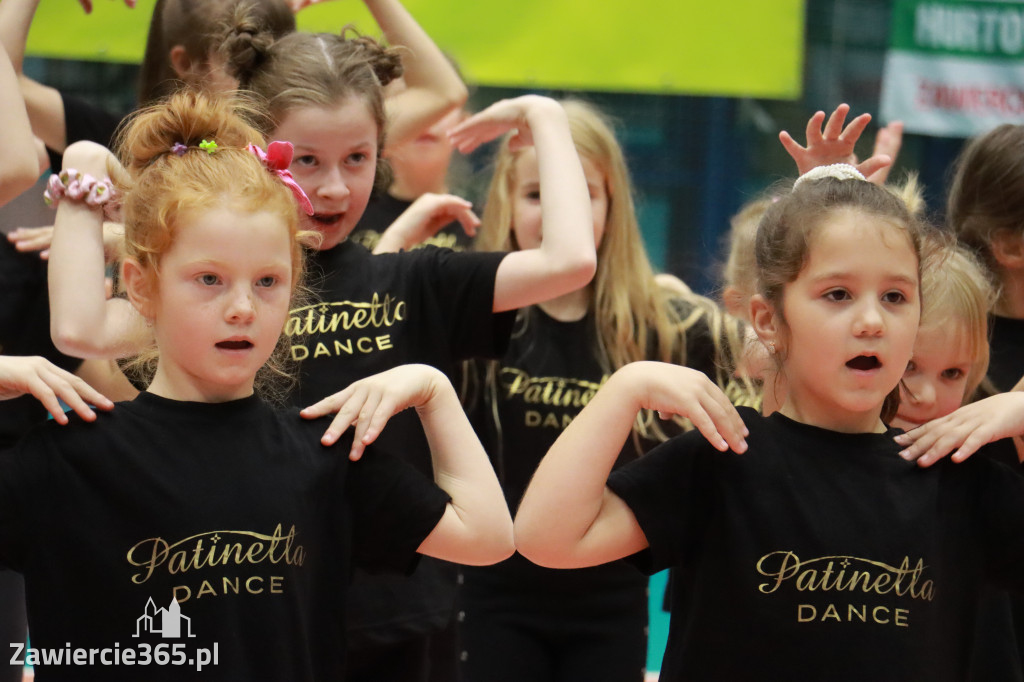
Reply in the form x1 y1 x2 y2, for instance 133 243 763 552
300 364 448 460
779 103 891 182
448 95 563 154
373 193 480 254
864 121 904 185
0 355 114 424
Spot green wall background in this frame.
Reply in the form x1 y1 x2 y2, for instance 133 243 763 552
27 0 803 97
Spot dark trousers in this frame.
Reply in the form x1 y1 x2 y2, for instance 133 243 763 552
460 582 647 682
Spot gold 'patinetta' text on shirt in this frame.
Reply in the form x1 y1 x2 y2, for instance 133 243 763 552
126 524 305 605
756 550 935 628
286 294 406 360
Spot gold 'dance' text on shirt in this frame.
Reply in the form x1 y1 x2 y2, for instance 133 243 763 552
126 524 305 605
756 550 935 628
286 294 406 360
500 368 608 429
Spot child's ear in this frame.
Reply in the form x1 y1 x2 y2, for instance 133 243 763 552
121 258 157 321
990 229 1024 270
749 294 780 348
722 285 745 318
168 45 193 80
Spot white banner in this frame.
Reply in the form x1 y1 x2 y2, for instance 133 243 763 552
880 0 1024 137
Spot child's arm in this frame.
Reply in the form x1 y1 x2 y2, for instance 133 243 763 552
372 192 479 254
301 364 514 566
0 41 39 206
0 0 67 155
362 0 468 149
0 355 114 424
449 95 597 312
0 0 134 158
514 362 748 569
895 391 1024 466
779 103 894 184
48 141 151 359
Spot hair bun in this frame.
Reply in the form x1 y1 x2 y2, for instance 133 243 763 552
221 10 277 85
346 33 404 87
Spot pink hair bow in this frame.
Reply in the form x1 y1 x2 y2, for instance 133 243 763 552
247 141 314 216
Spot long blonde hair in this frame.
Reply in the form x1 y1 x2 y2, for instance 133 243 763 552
917 232 997 401
474 99 748 440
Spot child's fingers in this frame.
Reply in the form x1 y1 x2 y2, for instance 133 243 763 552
300 386 355 419
684 402 730 452
17 235 49 252
895 424 938 461
950 428 992 463
858 154 892 184
9 227 54 253
301 388 363 446
874 121 904 158
357 394 402 449
61 373 114 413
804 110 826 144
448 116 506 152
54 383 100 423
700 393 748 454
349 391 385 460
778 130 806 157
915 429 969 467
821 104 850 140
455 207 480 235
837 112 871 144
447 129 484 155
27 377 69 425
903 420 968 466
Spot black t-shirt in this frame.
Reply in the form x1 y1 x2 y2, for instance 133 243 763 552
608 406 1024 682
466 302 718 598
290 241 511 433
988 314 1024 393
45 92 124 173
349 191 472 253
0 392 449 681
288 240 513 643
0 239 84 448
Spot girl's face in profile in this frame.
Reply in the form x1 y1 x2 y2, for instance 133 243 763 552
272 97 379 251
770 210 920 433
891 323 972 431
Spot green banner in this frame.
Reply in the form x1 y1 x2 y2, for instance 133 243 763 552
881 0 1024 137
890 0 1024 60
26 0 804 98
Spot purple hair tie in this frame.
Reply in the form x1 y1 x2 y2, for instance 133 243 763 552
171 142 188 156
